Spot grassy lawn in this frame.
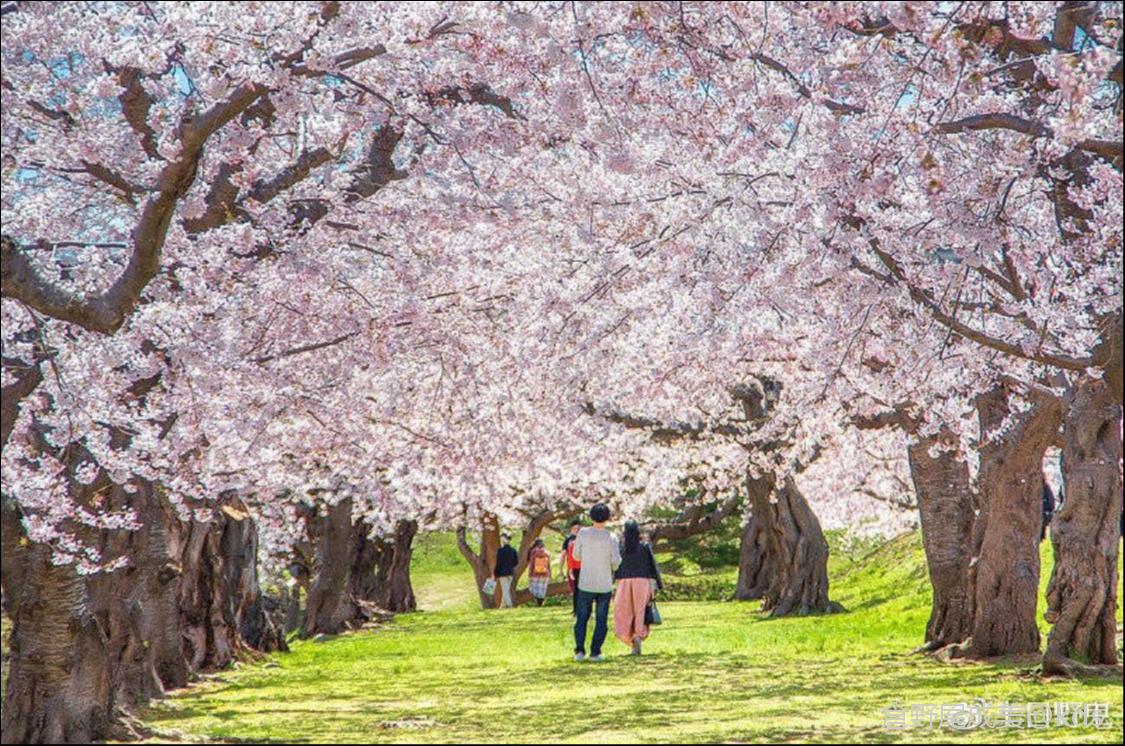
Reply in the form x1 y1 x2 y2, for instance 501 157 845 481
136 531 1124 744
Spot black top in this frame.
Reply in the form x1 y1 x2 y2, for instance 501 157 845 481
494 544 519 577
614 542 664 590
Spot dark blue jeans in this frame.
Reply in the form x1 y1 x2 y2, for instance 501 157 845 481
574 590 611 655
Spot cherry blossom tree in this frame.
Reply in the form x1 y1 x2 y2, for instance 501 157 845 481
2 2 1121 742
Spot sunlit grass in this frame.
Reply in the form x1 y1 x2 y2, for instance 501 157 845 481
137 531 1124 744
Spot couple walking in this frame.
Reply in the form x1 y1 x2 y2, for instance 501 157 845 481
569 503 663 661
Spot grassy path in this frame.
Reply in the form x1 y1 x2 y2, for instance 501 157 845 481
138 532 1124 743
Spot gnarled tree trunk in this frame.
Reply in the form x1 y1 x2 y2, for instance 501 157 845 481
749 471 842 616
2 478 279 743
178 495 287 663
299 497 381 637
908 432 976 651
735 475 773 601
0 542 121 744
1043 378 1123 675
373 519 418 613
2 453 171 743
87 480 188 707
456 513 502 609
220 499 287 654
965 386 1064 659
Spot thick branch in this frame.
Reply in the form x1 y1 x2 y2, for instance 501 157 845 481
2 82 269 333
649 494 741 549
454 525 481 567
1 357 43 447
112 65 161 160
933 113 1122 160
860 239 1096 371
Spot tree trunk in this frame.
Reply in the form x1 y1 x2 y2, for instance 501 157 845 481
177 495 286 664
735 475 773 601
0 538 121 744
908 432 976 651
2 460 177 742
177 511 238 667
2 479 279 742
300 497 360 637
455 513 503 609
965 386 1063 659
298 497 387 637
374 519 417 613
220 500 287 654
280 584 303 634
86 480 188 708
1043 378 1123 675
749 471 842 616
455 508 580 609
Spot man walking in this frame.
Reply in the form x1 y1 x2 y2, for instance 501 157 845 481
493 533 519 608
572 503 621 662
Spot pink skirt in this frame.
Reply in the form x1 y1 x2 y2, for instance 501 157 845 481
614 577 653 645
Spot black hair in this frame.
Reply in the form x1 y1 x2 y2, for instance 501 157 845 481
623 520 641 555
500 532 511 542
589 503 611 523
569 518 582 528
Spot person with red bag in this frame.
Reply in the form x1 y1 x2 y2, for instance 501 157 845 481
559 518 582 616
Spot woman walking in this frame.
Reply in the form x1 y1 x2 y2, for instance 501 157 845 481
613 520 663 655
527 538 552 606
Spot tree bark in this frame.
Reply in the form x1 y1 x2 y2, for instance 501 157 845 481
735 475 773 601
455 508 580 609
1 476 279 742
373 519 418 613
0 543 123 744
907 432 977 651
965 386 1064 659
649 494 742 551
177 511 237 667
298 497 379 637
296 498 349 637
2 455 170 742
220 499 287 654
455 513 503 609
0 357 43 448
86 480 188 707
177 496 286 664
749 471 842 616
1043 378 1123 675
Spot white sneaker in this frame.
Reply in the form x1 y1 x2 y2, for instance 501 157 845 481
574 653 586 662
589 654 605 662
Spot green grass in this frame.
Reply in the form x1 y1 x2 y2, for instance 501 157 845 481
136 531 1124 744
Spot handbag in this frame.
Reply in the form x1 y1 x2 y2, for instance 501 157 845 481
644 599 662 626
481 577 497 596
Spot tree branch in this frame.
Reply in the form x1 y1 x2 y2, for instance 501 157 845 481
933 113 1122 160
861 239 1095 371
2 82 269 333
